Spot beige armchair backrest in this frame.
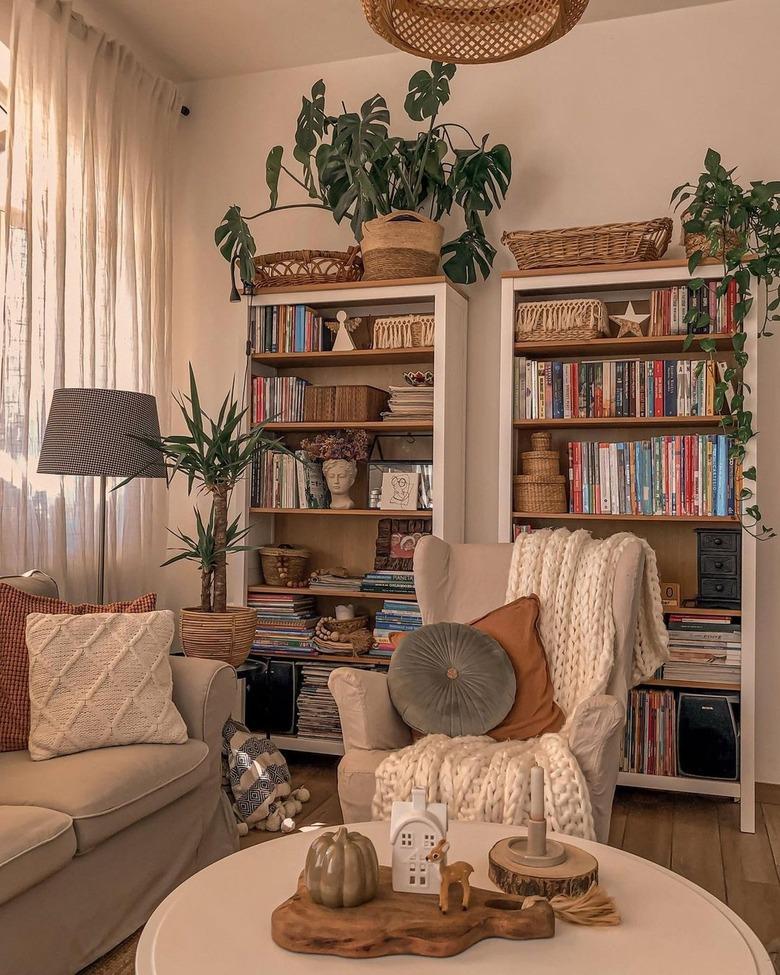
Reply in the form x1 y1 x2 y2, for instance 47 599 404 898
413 535 645 705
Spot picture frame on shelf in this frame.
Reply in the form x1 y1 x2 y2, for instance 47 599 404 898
368 460 432 510
379 471 420 510
374 518 432 571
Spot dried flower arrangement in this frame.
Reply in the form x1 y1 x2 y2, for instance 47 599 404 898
301 429 370 462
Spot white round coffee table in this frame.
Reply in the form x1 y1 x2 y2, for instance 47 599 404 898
136 821 772 974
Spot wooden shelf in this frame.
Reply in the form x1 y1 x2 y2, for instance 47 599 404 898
512 511 738 523
252 347 434 368
640 677 740 692
265 734 346 757
664 605 742 617
250 507 433 517
503 257 725 280
247 275 450 297
513 416 724 430
248 585 417 601
257 420 433 432
250 651 388 667
513 335 735 357
617 771 740 798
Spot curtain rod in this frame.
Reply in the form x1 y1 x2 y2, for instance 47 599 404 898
67 7 190 117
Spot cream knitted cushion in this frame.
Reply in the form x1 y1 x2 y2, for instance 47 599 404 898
26 610 187 761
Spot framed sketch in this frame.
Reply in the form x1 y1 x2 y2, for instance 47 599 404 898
368 461 432 509
374 518 432 571
379 471 420 510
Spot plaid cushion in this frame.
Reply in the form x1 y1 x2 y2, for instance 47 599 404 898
0 583 156 751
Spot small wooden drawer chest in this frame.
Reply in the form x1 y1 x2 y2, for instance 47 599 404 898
695 527 741 609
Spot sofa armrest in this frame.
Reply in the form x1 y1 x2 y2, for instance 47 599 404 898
328 668 412 752
567 694 625 843
170 656 236 754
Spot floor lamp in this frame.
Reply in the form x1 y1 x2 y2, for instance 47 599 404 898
37 387 166 603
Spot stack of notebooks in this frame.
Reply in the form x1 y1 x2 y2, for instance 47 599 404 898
247 592 318 655
621 688 678 776
371 600 423 658
660 612 741 685
566 434 735 517
382 385 434 422
296 662 344 741
250 304 331 353
309 573 363 593
252 375 309 423
648 282 737 335
251 449 328 509
361 570 416 595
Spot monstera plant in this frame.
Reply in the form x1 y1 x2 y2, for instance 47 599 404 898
215 62 512 292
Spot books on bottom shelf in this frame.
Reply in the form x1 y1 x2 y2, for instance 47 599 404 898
621 688 677 776
371 600 422 658
248 593 318 655
659 612 741 684
251 449 329 509
296 662 345 741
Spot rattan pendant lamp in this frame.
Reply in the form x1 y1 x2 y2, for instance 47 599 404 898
361 0 590 64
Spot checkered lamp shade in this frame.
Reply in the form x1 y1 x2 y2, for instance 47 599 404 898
37 388 166 479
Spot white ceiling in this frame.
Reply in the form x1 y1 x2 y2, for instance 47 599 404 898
0 0 731 83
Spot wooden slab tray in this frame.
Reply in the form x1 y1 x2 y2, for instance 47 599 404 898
271 865 555 958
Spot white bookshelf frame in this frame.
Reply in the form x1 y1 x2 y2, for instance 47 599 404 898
498 259 757 832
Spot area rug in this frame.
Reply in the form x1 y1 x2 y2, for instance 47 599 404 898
77 931 140 975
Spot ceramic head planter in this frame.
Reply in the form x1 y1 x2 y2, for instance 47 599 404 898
304 827 379 908
300 429 369 511
322 458 357 509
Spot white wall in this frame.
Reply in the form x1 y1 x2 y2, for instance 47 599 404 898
172 0 780 782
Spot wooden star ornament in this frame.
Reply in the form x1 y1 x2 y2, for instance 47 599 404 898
610 301 650 338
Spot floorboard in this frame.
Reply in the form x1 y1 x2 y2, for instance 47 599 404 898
618 788 673 868
670 794 726 901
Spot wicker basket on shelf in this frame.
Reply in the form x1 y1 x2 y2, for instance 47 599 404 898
515 298 608 342
360 211 442 280
252 247 363 289
683 225 745 261
259 545 311 587
372 313 435 349
502 218 673 270
520 431 560 476
513 474 567 513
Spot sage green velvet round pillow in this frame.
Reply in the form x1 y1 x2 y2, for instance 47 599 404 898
387 622 516 737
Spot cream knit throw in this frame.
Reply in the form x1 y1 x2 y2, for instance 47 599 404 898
372 529 668 840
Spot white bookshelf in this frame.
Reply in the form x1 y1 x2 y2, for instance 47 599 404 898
498 258 757 832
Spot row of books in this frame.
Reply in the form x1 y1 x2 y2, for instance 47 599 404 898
566 435 735 517
296 662 343 740
513 357 725 420
659 612 741 684
250 304 332 354
371 599 423 658
252 375 309 423
620 689 678 776
251 450 328 509
248 593 318 655
648 281 737 336
361 570 416 595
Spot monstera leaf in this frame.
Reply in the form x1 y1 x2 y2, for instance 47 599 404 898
214 205 256 296
451 142 512 216
441 227 496 285
404 61 456 121
294 80 327 194
265 146 283 209
331 95 390 167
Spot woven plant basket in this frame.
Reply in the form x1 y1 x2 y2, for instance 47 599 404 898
372 313 435 349
515 298 609 342
683 226 744 260
180 607 257 668
252 247 362 289
513 474 567 513
521 432 560 475
503 218 673 270
361 211 443 280
259 545 311 587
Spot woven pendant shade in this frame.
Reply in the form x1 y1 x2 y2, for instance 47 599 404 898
362 0 590 64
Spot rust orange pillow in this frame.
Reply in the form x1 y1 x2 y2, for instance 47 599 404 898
0 583 157 752
471 595 564 742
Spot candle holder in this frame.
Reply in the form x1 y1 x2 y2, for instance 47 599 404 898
506 819 567 868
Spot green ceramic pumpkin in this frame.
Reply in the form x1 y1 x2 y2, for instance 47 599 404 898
304 827 379 908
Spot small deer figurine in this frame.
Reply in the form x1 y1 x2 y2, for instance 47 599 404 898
425 838 474 914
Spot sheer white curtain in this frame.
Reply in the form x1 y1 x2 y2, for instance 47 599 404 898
0 0 179 601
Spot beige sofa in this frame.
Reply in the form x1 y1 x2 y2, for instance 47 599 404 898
0 573 238 975
328 536 644 843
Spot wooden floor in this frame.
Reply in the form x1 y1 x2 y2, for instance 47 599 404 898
243 756 780 971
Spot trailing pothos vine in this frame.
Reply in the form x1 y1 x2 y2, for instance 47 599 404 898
671 148 779 539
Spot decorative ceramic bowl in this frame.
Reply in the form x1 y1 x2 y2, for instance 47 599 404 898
403 370 434 387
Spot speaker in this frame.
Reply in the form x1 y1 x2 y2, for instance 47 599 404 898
265 660 298 735
234 659 267 731
677 692 739 780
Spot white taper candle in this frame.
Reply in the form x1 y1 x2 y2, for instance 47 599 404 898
530 763 544 821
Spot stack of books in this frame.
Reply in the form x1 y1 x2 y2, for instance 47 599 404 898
361 570 416 595
513 357 725 420
566 434 735 517
252 375 309 423
621 688 677 776
296 662 344 740
309 573 363 593
371 600 423 658
382 385 434 422
247 592 318 655
250 304 330 353
660 612 741 685
648 282 737 335
251 449 328 509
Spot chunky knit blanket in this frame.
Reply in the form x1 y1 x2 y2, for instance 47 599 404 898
373 529 668 840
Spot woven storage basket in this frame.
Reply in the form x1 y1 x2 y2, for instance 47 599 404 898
683 226 744 260
361 211 443 280
373 313 435 349
259 545 311 587
180 607 257 668
515 298 609 342
252 247 362 289
513 474 567 513
521 432 560 475
503 218 673 270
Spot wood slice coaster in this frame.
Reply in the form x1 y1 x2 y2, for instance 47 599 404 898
272 865 555 958
489 837 599 900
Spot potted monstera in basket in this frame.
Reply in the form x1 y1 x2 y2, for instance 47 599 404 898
214 61 512 295
121 366 288 666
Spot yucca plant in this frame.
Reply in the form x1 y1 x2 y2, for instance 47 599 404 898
120 365 289 612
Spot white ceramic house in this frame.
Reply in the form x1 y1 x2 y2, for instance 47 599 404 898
389 788 448 893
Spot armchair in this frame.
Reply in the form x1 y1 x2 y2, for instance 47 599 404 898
329 535 644 842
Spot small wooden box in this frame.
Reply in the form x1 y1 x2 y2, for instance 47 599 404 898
303 385 336 422
334 385 389 422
